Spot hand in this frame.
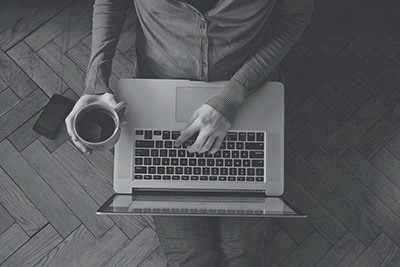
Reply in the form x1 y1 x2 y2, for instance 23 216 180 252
174 104 231 154
65 92 127 155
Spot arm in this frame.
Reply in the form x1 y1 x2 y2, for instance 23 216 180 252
83 0 133 95
205 0 314 124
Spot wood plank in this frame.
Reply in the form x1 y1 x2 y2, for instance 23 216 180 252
349 233 400 267
25 0 94 51
0 167 47 236
0 78 7 92
355 102 400 159
0 139 81 238
263 219 281 244
286 94 326 143
348 15 394 58
340 148 400 216
323 97 388 158
37 225 127 267
0 0 73 50
280 68 311 107
0 50 37 99
37 42 86 96
314 232 365 267
285 173 347 244
0 89 48 142
333 49 400 108
336 240 366 267
39 89 78 153
22 141 114 238
372 148 400 189
0 203 14 236
0 88 19 117
309 148 400 246
387 132 400 160
377 28 400 58
0 0 42 34
1 224 62 267
272 218 314 245
7 41 67 97
384 251 400 267
279 231 331 267
264 230 298 266
103 227 160 267
7 112 41 152
291 96 357 158
117 3 136 54
137 246 167 267
286 146 380 245
0 224 29 265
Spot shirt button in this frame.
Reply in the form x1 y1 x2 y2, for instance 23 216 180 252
201 39 208 46
202 62 207 68
200 23 206 30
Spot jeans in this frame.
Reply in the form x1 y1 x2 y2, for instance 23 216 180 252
153 216 268 267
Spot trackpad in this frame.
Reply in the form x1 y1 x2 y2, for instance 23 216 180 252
175 86 221 122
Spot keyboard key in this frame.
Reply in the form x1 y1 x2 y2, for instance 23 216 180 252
156 141 163 148
250 151 264 158
165 141 172 148
247 168 255 175
234 159 241 167
135 158 143 165
180 158 188 166
248 133 255 141
256 177 264 182
135 130 143 135
136 140 154 148
243 159 250 167
172 131 180 140
135 166 147 174
149 167 156 174
134 174 143 179
162 131 170 139
238 132 246 141
211 168 219 175
135 149 149 156
223 151 230 158
229 168 237 175
184 167 192 174
214 151 222 158
202 167 210 175
218 176 227 181
172 175 180 180
168 149 177 157
225 159 232 166
176 167 183 174
144 175 152 180
154 175 161 180
232 151 239 158
191 176 199 181
240 151 249 158
153 158 161 165
236 142 244 149
178 150 186 157
145 130 152 139
162 158 170 165
200 176 208 181
163 175 171 180
252 160 264 167
196 152 204 158
239 168 246 175
182 175 189 180
157 167 165 174
256 168 264 176
154 130 161 135
216 159 224 166
198 159 206 166
194 167 201 175
220 142 226 149
228 176 236 181
245 142 264 150
167 167 174 174
187 152 195 157
227 132 237 141
220 168 228 175
207 159 214 166
257 132 264 141
144 158 152 165
203 152 211 158
189 159 197 166
171 158 179 165
160 149 168 157
237 176 245 181
227 142 235 149
210 176 217 181
151 149 158 157
247 176 255 181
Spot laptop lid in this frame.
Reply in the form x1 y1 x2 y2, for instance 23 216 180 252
97 191 306 218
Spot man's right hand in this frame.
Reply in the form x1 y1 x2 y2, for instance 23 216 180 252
65 92 126 155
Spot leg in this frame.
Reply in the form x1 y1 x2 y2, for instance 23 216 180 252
215 217 268 267
153 216 219 267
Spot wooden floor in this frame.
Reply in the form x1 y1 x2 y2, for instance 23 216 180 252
1 0 400 266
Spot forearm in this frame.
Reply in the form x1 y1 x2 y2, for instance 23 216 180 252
206 0 314 123
83 0 132 95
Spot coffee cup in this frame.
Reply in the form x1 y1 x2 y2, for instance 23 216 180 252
72 101 128 151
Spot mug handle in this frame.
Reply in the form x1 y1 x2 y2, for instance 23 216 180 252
113 101 128 119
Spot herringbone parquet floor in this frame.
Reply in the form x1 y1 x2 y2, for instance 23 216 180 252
1 0 400 266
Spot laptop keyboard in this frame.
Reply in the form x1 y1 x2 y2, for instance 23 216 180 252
133 129 265 182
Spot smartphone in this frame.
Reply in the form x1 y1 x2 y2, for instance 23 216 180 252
33 94 75 139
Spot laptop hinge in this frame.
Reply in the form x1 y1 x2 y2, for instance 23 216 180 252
132 187 265 197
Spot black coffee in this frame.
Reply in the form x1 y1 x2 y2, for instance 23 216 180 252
76 109 116 143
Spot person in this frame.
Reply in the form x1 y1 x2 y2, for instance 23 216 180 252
65 0 314 266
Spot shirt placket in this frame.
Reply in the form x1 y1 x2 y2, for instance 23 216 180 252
199 19 209 81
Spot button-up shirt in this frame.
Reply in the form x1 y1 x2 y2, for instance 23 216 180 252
85 0 314 123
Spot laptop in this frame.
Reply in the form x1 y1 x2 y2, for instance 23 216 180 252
97 79 306 218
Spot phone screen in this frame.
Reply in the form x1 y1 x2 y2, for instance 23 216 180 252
33 94 75 139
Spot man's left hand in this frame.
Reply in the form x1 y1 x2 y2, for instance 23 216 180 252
174 104 231 154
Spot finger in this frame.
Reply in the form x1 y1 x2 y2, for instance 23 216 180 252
199 134 216 154
71 138 90 154
188 130 209 153
209 135 224 154
175 122 198 147
65 115 78 142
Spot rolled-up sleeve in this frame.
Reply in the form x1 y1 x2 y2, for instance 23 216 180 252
205 0 314 124
84 0 134 95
